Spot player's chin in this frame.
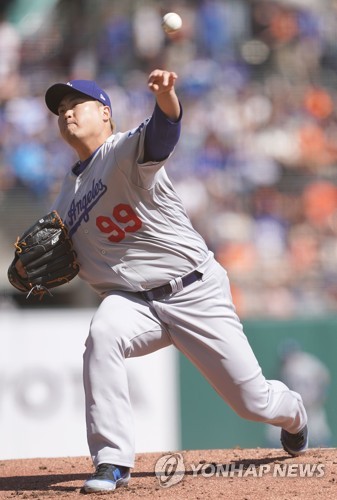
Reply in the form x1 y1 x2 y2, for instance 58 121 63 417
61 127 80 143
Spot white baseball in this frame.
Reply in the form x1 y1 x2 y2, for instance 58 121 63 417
162 12 182 34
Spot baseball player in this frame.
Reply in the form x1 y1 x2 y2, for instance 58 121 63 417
38 69 307 493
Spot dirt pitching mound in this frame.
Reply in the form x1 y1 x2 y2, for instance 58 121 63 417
0 448 335 499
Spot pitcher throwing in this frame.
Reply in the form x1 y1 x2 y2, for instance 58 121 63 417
34 69 308 493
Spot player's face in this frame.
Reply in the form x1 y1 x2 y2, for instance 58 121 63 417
57 93 110 145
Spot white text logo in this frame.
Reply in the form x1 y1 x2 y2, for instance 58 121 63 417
154 454 325 487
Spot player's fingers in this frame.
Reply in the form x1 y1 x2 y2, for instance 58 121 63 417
160 71 177 87
167 72 178 87
148 69 163 84
148 82 159 93
148 75 164 93
169 71 178 80
148 70 177 85
162 71 170 87
148 70 177 94
148 74 160 92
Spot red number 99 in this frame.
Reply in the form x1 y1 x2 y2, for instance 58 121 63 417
113 204 142 232
96 204 142 243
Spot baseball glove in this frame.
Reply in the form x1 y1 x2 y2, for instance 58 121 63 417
7 210 80 298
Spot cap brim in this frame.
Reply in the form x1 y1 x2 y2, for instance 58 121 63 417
45 83 92 115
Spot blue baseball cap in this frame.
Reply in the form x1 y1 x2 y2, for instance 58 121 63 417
45 79 111 115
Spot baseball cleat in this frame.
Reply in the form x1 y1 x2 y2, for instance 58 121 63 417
82 463 130 493
281 424 308 456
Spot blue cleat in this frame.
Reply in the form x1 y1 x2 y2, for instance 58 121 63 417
82 463 130 493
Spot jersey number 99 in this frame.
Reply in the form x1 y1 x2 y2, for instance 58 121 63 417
96 204 142 243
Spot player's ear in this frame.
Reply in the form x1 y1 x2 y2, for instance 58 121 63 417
101 105 111 122
98 103 114 131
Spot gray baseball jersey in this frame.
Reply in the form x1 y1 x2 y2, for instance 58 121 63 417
52 120 209 296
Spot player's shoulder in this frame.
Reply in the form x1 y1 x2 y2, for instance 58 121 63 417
100 131 128 154
127 118 150 139
99 130 137 160
104 128 138 145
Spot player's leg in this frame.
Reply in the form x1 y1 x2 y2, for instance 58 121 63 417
153 258 307 438
83 290 171 470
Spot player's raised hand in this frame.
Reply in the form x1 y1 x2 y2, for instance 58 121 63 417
148 69 180 121
148 69 178 96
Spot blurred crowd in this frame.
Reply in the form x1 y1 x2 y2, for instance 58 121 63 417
1 0 337 317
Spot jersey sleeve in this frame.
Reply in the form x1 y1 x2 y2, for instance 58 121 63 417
113 119 150 171
143 102 182 162
113 102 182 190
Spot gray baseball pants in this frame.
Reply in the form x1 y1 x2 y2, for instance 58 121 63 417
83 255 307 467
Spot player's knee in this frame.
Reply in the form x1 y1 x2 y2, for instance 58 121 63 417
89 314 129 354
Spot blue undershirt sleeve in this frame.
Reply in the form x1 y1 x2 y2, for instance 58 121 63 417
143 102 182 162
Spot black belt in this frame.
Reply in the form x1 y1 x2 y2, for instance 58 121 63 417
141 270 203 301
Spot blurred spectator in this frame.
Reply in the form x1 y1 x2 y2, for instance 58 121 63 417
0 10 21 100
2 0 337 317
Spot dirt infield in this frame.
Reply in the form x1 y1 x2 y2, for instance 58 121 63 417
0 448 335 499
